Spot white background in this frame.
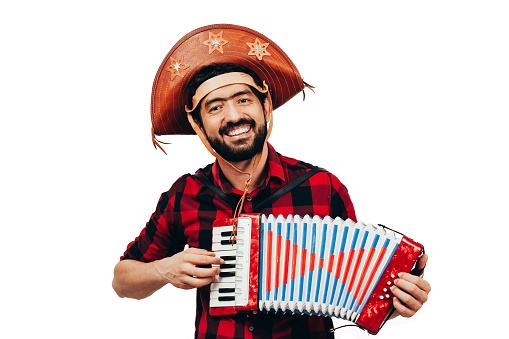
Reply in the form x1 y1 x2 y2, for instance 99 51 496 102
1 1 507 338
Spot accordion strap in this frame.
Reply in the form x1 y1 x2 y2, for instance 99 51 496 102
193 172 237 208
252 166 326 213
192 166 326 212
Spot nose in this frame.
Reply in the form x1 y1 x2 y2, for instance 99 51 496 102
223 101 243 122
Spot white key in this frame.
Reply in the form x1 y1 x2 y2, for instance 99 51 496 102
210 282 236 307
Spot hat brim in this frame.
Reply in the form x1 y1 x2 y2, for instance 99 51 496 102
151 24 304 135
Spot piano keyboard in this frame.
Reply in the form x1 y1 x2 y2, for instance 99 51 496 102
210 217 252 308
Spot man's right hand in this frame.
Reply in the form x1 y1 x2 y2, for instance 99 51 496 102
154 247 225 289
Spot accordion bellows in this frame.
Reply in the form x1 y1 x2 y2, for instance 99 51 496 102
210 214 423 334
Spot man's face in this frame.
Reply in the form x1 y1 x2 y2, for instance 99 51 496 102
199 83 268 162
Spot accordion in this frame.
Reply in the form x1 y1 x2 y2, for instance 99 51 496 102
209 213 424 334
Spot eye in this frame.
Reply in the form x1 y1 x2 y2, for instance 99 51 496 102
208 105 222 113
239 98 251 104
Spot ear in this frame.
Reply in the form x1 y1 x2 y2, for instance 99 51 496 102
187 111 206 136
263 97 272 120
196 120 206 134
193 110 206 133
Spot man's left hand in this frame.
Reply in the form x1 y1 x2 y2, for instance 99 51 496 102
391 253 431 318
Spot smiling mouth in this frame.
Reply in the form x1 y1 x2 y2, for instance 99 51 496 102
225 125 251 137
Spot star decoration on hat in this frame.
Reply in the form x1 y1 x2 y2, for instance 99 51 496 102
246 38 271 60
203 31 229 54
166 55 190 80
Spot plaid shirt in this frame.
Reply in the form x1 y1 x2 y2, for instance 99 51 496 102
121 144 356 339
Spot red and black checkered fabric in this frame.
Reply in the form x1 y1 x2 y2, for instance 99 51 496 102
120 144 356 339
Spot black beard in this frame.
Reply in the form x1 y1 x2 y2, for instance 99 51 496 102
206 118 267 162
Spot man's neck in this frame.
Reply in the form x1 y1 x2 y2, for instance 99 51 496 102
217 143 269 193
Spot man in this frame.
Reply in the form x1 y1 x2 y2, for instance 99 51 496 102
112 24 430 338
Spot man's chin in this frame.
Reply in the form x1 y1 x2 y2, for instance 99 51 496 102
208 125 267 162
209 140 259 162
227 137 253 148
219 146 259 162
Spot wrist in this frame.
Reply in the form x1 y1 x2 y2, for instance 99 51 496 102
153 259 170 284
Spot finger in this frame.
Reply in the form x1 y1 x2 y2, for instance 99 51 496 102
186 247 217 256
168 273 205 290
393 296 416 318
181 275 215 289
186 265 221 278
396 273 431 295
390 284 424 313
185 253 225 266
185 248 226 265
185 248 224 263
178 281 198 290
393 277 429 303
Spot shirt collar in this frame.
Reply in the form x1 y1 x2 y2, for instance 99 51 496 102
211 142 287 194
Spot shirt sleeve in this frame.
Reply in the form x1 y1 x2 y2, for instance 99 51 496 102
120 178 187 262
329 172 357 222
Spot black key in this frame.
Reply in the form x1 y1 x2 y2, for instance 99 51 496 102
219 271 235 277
221 231 233 237
220 255 236 261
220 264 236 269
218 296 235 301
218 288 235 293
221 239 236 245
196 264 212 269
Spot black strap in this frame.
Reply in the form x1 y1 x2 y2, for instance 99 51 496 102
252 166 326 213
193 173 237 209
409 248 426 277
192 166 327 212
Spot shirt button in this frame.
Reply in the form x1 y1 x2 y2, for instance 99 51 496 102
246 196 252 201
248 326 254 332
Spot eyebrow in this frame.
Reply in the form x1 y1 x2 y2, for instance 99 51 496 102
203 89 253 110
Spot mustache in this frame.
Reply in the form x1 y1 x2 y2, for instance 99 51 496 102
219 118 256 135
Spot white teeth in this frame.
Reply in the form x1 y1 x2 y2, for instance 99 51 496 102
227 127 249 136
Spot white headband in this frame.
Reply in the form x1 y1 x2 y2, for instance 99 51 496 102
184 72 268 113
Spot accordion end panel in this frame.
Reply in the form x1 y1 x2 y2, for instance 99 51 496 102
236 214 260 312
355 236 424 334
209 215 260 316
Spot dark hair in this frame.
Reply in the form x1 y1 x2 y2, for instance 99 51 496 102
188 63 268 126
